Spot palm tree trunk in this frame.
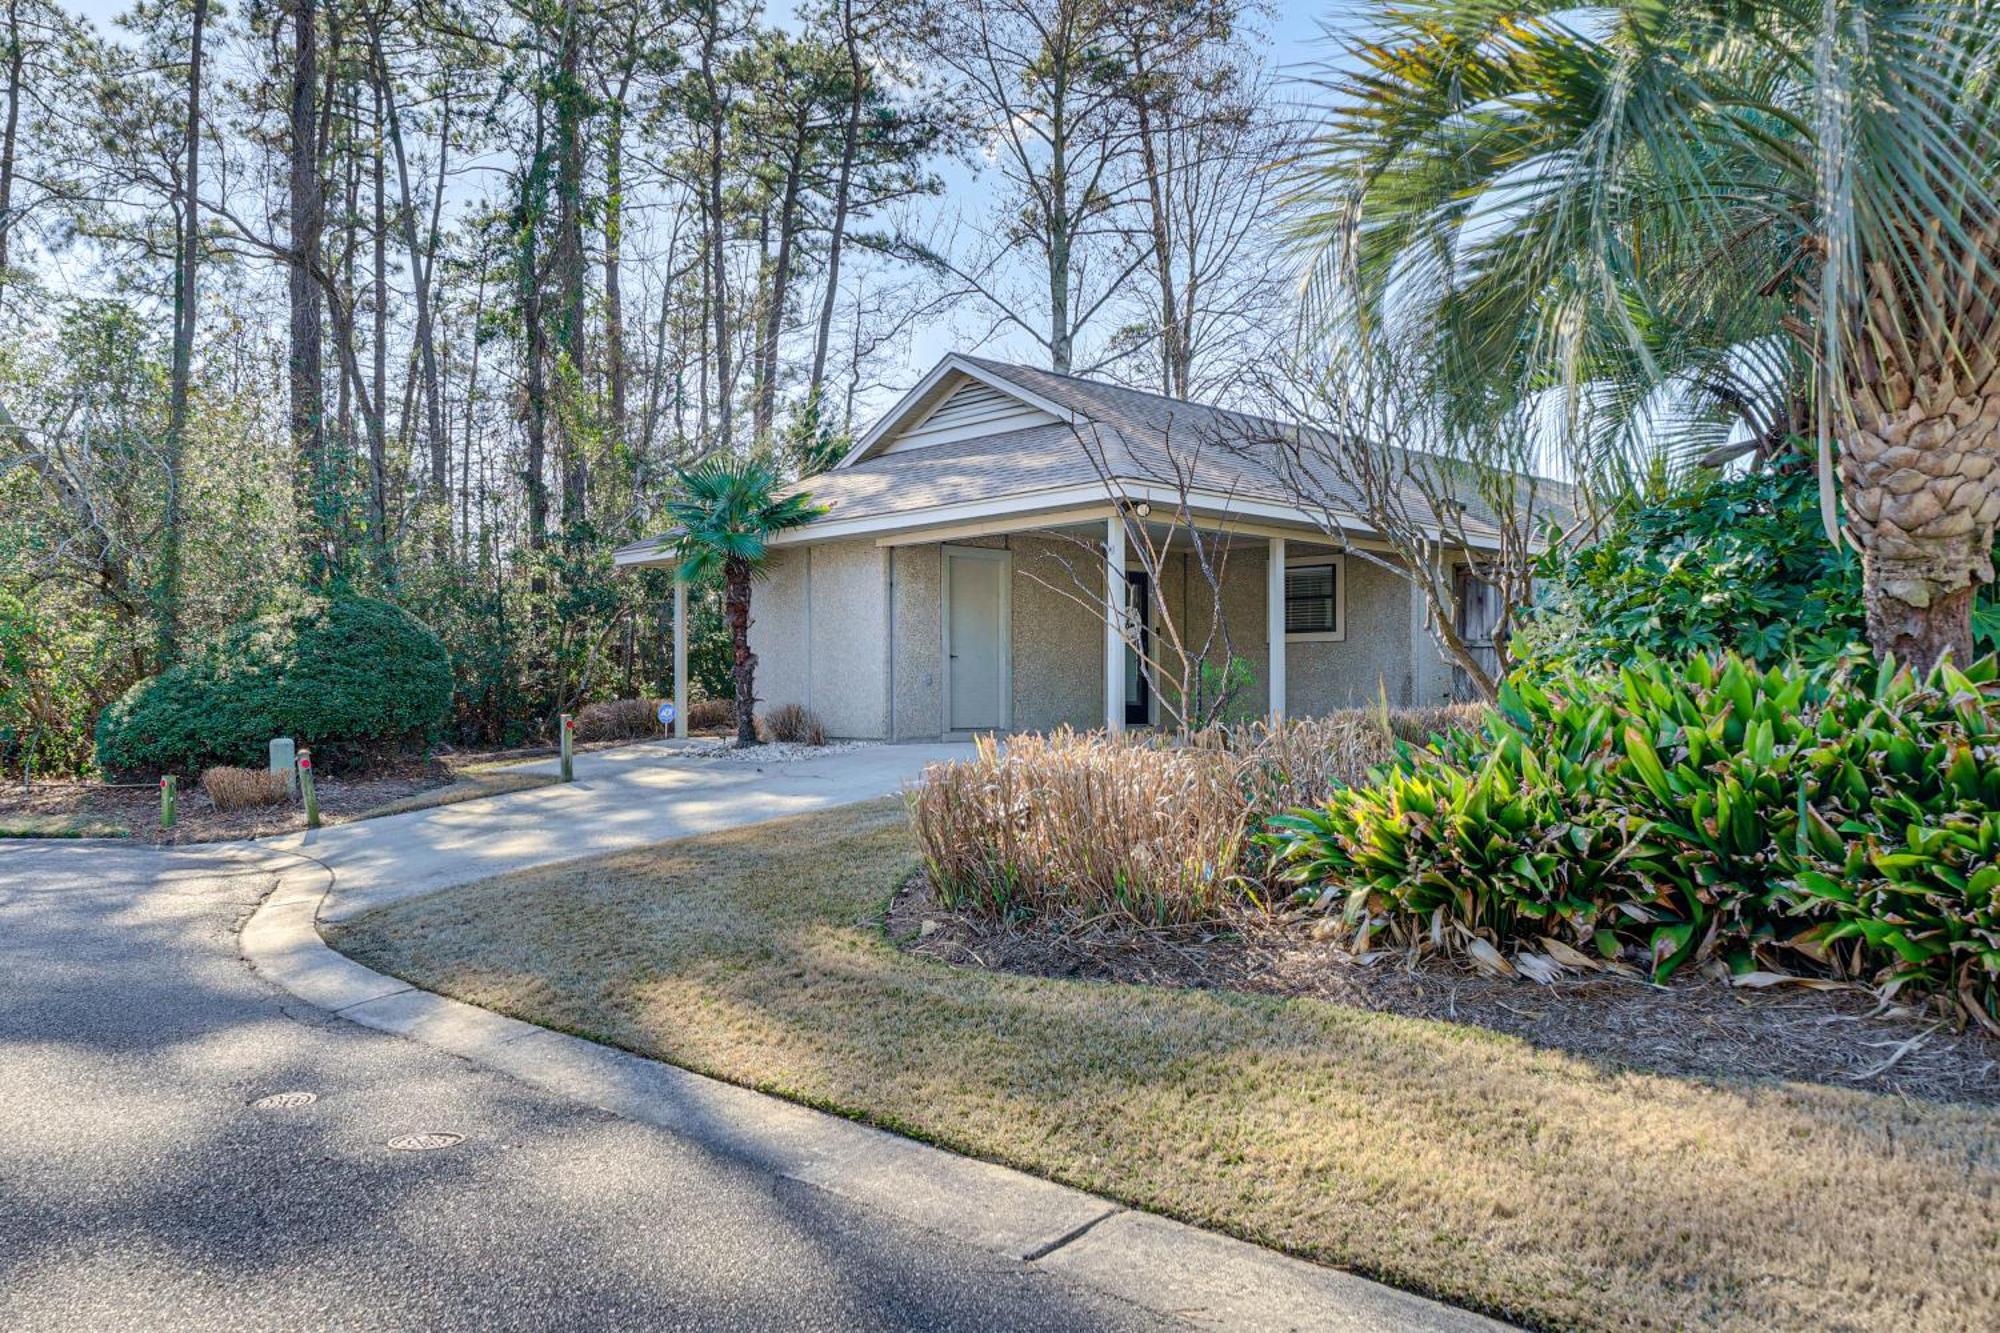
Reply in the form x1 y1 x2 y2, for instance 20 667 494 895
726 557 760 746
1842 277 2000 673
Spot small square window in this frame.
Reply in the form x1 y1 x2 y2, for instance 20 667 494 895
1285 560 1342 638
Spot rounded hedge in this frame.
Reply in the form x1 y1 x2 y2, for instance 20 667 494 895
96 595 454 777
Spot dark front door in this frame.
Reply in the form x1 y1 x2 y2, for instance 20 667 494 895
1125 570 1151 726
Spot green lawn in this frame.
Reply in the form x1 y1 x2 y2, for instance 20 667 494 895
328 798 2000 1332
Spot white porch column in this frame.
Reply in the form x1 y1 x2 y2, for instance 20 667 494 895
1267 536 1287 724
672 576 689 739
1105 514 1126 734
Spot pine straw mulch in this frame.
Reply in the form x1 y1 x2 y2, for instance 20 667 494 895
889 875 2000 1108
0 754 548 845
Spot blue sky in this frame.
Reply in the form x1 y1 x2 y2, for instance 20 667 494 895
56 0 1358 404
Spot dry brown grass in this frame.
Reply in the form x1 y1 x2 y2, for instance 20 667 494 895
908 705 1487 925
329 799 2000 1332
761 702 827 746
685 697 735 732
910 729 1249 924
199 765 290 812
571 698 664 742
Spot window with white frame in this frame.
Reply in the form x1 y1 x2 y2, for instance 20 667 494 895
1284 557 1345 641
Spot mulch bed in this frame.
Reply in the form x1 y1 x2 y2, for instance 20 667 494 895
1 757 466 844
889 874 2000 1107
0 734 702 845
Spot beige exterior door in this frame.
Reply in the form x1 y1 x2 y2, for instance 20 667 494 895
944 547 1010 731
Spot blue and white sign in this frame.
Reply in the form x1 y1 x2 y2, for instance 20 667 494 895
657 701 678 727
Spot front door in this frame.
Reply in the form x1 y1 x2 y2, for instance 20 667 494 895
945 547 1010 731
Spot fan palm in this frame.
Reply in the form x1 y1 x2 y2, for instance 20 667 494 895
1291 0 2000 669
664 456 826 746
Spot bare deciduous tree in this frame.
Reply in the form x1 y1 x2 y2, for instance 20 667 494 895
1249 346 1559 700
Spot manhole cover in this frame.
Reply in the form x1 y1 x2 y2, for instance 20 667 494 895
249 1091 318 1110
386 1132 464 1152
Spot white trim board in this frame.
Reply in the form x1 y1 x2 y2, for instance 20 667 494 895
1283 553 1348 644
880 379 1059 454
840 356 1081 467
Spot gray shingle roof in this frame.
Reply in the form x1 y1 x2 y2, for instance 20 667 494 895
615 356 1559 565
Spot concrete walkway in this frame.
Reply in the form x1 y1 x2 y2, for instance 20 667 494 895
274 739 973 921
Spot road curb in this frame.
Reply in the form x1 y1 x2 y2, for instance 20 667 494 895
241 852 1504 1332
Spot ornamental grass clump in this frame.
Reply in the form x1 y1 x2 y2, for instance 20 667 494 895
571 698 664 742
200 765 290 812
910 729 1248 926
907 705 1486 928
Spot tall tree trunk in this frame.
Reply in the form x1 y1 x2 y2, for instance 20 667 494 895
808 0 862 403
1127 40 1185 398
700 17 733 451
752 131 806 442
287 0 329 587
461 268 487 558
603 88 629 462
552 0 588 529
1046 53 1072 375
519 97 551 568
0 0 25 306
368 73 391 583
158 0 207 663
726 557 759 746
369 17 447 551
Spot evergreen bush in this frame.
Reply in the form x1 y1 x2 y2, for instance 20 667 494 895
96 594 453 777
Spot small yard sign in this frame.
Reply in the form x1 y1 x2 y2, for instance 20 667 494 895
657 701 677 728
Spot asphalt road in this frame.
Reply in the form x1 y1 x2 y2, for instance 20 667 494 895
0 839 1160 1331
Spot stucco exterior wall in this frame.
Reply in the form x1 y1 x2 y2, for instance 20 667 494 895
1286 556 1420 712
762 531 1450 741
1408 568 1459 706
747 546 810 722
1007 535 1103 732
808 539 891 737
746 538 891 739
890 544 942 740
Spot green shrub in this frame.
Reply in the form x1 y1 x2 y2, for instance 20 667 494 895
1263 652 2000 1027
1519 468 1865 668
96 594 453 777
1521 468 2000 670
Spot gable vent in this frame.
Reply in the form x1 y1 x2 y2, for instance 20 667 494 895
881 378 1060 454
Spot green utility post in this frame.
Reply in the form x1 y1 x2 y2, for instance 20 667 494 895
559 713 575 783
299 749 320 829
160 775 177 831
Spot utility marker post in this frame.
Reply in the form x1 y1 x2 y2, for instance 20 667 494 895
270 736 297 795
559 713 575 782
298 750 320 829
160 775 176 831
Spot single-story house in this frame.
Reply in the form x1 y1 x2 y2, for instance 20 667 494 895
616 354 1510 740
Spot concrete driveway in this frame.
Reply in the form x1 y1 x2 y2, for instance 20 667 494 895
275 739 972 922
0 836 1157 1331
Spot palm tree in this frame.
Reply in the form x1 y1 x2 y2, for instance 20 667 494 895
665 457 825 746
1290 0 2000 669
